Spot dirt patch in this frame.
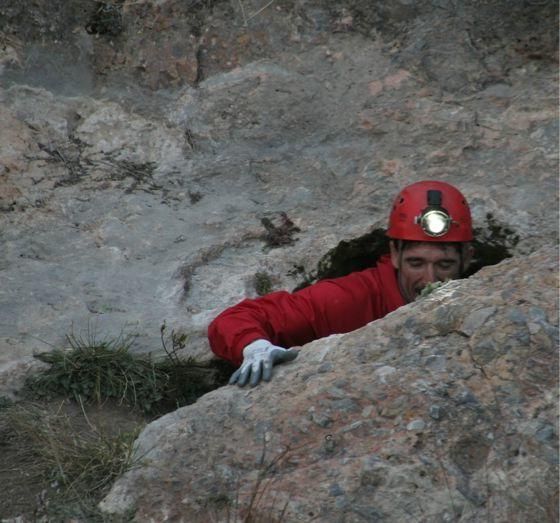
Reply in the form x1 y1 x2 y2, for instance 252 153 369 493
0 398 145 521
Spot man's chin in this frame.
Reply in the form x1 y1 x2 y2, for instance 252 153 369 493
403 289 421 303
411 287 427 301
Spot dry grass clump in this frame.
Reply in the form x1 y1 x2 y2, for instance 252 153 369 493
0 327 234 519
25 326 233 415
0 399 141 521
26 333 163 413
1 326 239 519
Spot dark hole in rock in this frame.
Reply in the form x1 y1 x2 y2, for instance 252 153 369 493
463 240 513 277
293 229 389 291
152 358 235 416
315 229 390 281
293 214 519 290
465 213 520 277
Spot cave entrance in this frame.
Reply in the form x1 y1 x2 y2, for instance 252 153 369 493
294 214 519 289
315 229 390 281
465 213 520 277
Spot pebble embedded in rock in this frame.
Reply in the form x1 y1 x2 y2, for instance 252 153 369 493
407 419 426 431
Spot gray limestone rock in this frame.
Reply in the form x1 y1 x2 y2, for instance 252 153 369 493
98 246 558 522
0 3 557 517
0 0 558 396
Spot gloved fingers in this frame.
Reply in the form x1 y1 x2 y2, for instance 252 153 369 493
249 359 263 387
262 358 273 382
228 368 242 385
233 346 299 388
236 362 252 387
272 348 299 364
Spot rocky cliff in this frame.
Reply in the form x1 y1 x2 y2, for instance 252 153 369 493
0 0 558 519
100 246 558 521
1 0 558 391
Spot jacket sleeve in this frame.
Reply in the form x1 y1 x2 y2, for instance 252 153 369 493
207 270 384 366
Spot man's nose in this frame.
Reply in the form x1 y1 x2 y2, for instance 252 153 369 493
421 264 436 283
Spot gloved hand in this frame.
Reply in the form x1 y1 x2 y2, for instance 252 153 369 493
229 339 299 387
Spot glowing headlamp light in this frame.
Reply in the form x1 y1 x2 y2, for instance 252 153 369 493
419 209 451 237
416 189 452 237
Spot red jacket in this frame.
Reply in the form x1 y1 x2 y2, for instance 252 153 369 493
207 254 406 366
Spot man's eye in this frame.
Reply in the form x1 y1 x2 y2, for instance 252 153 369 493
438 262 455 270
408 261 423 268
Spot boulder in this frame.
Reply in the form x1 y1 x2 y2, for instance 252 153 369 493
99 246 558 522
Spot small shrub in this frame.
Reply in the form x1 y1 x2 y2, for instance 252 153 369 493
26 333 165 414
254 271 274 296
25 327 234 416
158 323 234 412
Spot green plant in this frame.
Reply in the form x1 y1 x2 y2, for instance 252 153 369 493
26 332 165 414
254 271 273 296
25 327 234 416
416 280 449 299
3 326 234 519
198 442 293 523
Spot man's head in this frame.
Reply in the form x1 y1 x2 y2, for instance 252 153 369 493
389 240 473 302
386 181 474 302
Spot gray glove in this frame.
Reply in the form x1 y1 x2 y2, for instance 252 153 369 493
229 339 299 387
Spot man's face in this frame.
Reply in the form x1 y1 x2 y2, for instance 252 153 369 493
390 242 468 303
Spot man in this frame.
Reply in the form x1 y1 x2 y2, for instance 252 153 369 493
208 180 474 387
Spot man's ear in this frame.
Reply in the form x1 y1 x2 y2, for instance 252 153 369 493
389 240 399 269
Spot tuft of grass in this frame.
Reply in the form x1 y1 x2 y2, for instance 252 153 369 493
8 402 138 493
26 332 165 414
25 327 234 416
254 271 274 296
7 325 235 518
193 442 293 523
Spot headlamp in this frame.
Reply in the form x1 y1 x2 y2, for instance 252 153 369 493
419 209 451 237
416 189 452 237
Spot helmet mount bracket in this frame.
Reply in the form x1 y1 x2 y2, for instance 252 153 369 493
416 190 452 237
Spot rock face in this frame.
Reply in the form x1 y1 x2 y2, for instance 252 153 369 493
0 0 558 394
0 0 558 519
99 246 558 521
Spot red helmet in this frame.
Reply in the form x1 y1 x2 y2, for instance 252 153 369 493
387 180 473 242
